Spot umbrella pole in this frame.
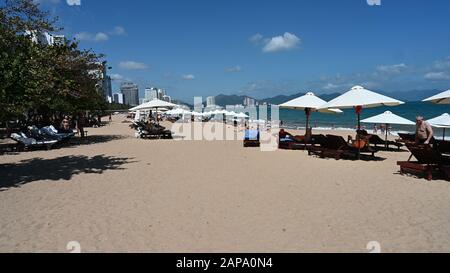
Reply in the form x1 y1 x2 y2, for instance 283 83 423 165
385 123 389 149
156 107 159 125
444 128 446 141
355 106 363 160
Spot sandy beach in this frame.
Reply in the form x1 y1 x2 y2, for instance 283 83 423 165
1 115 450 253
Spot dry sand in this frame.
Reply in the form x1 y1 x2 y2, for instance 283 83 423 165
1 115 450 253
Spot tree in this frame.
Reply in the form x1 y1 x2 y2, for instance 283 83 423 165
0 0 107 126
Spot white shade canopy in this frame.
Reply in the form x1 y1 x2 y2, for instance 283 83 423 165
130 99 177 111
423 90 450 105
319 86 404 110
192 111 205 116
427 113 450 128
211 110 227 115
166 108 191 115
280 92 342 114
225 111 237 116
361 111 415 126
235 112 249 118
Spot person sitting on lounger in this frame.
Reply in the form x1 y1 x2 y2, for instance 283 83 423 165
279 129 304 142
416 116 434 145
60 116 72 134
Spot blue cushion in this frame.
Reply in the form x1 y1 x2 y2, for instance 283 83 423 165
245 130 259 140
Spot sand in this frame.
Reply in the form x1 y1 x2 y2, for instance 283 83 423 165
1 115 450 253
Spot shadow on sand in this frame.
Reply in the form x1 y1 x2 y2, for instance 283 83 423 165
0 155 134 191
61 135 128 148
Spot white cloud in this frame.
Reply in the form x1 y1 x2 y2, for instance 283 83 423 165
424 72 450 81
94 32 109 42
249 33 263 44
433 56 450 70
376 63 407 74
119 61 149 70
182 74 195 80
226 65 242 73
75 31 109 42
110 74 124 81
262 32 301 53
112 26 125 35
66 0 81 6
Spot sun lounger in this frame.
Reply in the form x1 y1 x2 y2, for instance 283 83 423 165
397 143 450 181
244 130 260 147
308 134 377 160
278 132 324 150
40 126 75 141
10 133 58 151
435 140 450 154
396 133 416 143
136 123 173 139
366 134 403 150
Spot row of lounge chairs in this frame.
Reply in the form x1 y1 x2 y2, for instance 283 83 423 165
397 143 450 181
131 121 173 139
265 129 450 181
9 125 75 151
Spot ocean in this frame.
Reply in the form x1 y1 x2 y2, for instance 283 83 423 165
277 102 450 137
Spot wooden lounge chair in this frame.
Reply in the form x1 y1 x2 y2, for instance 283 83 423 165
308 134 377 160
367 134 403 150
278 132 324 150
397 143 450 181
244 130 260 147
396 133 416 143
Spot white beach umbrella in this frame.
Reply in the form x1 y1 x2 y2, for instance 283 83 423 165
167 108 191 115
362 111 415 147
361 111 415 126
319 85 404 130
235 112 249 119
427 113 450 140
225 111 237 116
280 92 342 130
423 90 450 105
129 99 177 111
130 99 177 124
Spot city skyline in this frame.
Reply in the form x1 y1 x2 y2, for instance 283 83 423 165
35 0 450 103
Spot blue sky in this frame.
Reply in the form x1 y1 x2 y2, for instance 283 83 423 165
35 0 450 102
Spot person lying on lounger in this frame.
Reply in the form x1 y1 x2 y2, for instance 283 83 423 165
279 129 305 142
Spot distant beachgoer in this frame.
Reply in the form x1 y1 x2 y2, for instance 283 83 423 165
415 116 434 144
60 117 71 133
373 125 378 134
76 113 87 138
109 114 112 122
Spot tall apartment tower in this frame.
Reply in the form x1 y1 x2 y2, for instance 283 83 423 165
206 96 216 107
120 82 139 106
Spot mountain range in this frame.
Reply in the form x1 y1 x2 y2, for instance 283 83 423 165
209 89 442 107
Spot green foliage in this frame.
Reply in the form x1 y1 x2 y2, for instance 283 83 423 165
0 0 107 125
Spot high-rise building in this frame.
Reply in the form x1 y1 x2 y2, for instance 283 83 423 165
162 95 172 103
206 96 216 107
113 93 124 104
157 89 166 100
145 87 159 101
121 82 139 106
26 31 65 46
243 97 256 107
95 62 112 101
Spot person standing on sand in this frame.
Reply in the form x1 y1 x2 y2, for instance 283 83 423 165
76 113 87 138
415 116 434 144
